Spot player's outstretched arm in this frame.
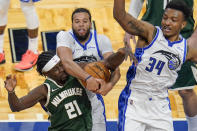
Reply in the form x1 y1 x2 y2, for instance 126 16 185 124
98 51 122 96
4 75 47 112
113 0 155 45
104 48 126 70
124 0 144 61
186 27 197 63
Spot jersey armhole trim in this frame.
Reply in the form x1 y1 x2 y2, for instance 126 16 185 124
183 39 187 63
94 30 103 60
44 83 51 107
144 27 159 50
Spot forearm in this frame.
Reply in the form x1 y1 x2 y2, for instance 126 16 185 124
57 47 90 81
8 92 25 112
113 0 150 38
104 48 126 71
109 68 121 87
62 59 90 81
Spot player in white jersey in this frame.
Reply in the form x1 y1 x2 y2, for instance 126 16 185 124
114 0 197 130
0 0 39 71
124 0 197 131
56 8 121 131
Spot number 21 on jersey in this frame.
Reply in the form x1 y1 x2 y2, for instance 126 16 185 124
65 100 82 119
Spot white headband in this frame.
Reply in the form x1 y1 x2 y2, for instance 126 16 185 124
42 55 60 73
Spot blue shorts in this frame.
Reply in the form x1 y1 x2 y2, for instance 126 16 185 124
20 0 40 2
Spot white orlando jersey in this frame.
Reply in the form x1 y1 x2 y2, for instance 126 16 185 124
127 27 187 97
56 29 113 63
57 29 111 129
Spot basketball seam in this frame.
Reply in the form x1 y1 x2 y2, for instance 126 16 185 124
94 64 109 80
88 65 103 79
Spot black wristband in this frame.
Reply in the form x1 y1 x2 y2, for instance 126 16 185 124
85 75 92 82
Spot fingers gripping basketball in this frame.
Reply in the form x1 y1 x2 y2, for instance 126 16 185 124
82 62 111 87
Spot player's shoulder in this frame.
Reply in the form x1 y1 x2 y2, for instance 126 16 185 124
97 34 109 39
57 30 73 38
96 34 111 42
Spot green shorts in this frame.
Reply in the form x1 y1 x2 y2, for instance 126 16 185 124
170 61 197 90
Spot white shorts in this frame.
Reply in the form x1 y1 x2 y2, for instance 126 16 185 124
118 89 173 131
0 0 10 26
86 90 106 131
187 115 197 131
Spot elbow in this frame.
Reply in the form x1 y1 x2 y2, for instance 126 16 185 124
113 10 119 21
113 10 123 23
11 109 19 112
113 8 123 22
10 107 21 112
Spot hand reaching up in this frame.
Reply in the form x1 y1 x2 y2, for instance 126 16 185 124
124 33 138 65
4 75 17 93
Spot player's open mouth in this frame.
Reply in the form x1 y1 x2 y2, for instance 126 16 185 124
78 29 86 34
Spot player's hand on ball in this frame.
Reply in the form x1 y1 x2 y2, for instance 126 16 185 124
86 76 100 91
4 75 17 93
97 82 113 96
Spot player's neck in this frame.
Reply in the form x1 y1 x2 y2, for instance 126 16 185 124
54 80 66 86
167 34 181 42
79 34 91 45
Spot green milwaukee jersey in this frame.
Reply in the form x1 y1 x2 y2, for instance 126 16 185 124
170 61 197 90
44 76 92 131
142 0 195 38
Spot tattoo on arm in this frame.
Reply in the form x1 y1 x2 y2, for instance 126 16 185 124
128 21 144 35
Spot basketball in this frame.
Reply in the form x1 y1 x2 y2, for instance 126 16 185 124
82 61 111 86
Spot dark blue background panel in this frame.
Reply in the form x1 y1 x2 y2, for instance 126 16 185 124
41 30 63 52
8 28 28 63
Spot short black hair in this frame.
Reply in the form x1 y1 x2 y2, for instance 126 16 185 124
165 0 192 21
71 8 91 22
36 50 56 76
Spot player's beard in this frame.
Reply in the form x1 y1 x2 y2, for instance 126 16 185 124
73 28 91 42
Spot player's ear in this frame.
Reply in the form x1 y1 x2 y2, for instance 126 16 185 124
42 72 48 77
181 21 187 30
90 21 92 29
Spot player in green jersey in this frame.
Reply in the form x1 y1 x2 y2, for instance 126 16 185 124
124 0 197 130
5 48 126 131
4 51 92 131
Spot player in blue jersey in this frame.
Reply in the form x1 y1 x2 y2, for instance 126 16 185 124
114 0 197 130
0 0 39 71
